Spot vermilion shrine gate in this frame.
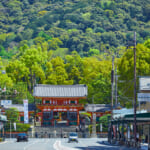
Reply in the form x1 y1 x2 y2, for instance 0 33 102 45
33 84 87 126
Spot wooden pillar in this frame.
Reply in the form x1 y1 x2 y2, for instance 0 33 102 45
118 123 120 141
3 125 5 140
127 123 130 141
77 111 79 126
121 123 124 142
41 111 43 126
115 124 117 140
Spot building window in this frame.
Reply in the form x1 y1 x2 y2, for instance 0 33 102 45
20 116 24 122
69 112 77 120
71 101 75 104
54 112 59 119
45 100 49 104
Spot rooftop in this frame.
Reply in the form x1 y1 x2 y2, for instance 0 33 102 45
33 84 88 98
85 104 111 112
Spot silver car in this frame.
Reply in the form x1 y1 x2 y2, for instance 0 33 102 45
68 132 78 143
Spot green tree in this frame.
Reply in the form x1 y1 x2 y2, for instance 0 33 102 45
80 57 112 104
5 108 30 132
20 47 47 91
99 114 111 132
6 60 29 83
69 66 81 84
48 38 63 50
0 57 13 89
88 48 100 56
49 56 73 84
5 108 19 123
118 42 150 106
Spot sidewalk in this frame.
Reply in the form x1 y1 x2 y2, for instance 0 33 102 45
102 141 148 150
140 143 148 150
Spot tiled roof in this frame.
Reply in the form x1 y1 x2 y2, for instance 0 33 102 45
85 104 111 112
33 84 88 97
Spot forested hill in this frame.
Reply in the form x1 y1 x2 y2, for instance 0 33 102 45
0 0 150 57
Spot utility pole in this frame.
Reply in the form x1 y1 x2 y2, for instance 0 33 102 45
110 56 114 142
133 31 137 146
115 66 118 106
111 56 114 117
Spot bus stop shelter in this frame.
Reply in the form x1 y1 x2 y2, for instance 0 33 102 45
110 112 150 148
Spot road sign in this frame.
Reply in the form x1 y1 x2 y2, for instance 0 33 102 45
138 93 150 102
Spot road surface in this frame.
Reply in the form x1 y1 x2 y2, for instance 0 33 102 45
0 138 138 150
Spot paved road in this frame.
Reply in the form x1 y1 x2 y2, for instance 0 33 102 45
0 138 139 150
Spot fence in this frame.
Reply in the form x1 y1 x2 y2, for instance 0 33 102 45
3 132 108 139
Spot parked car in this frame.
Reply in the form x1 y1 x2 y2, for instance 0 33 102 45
68 132 78 143
16 133 28 142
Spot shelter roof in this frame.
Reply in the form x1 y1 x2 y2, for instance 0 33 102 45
4 104 24 112
3 104 35 112
124 112 150 119
0 114 7 122
112 110 150 124
113 108 147 119
85 104 111 112
33 84 88 98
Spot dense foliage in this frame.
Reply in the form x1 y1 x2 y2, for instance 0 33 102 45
5 108 30 132
0 0 150 57
0 0 150 108
1 45 112 104
98 114 111 132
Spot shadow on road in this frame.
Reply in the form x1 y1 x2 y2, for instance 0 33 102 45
75 141 136 150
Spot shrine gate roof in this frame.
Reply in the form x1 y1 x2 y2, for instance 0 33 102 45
33 84 88 98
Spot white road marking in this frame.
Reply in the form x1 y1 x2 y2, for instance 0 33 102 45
53 140 79 150
23 140 39 150
0 141 8 144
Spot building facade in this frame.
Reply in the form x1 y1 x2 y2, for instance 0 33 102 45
84 104 111 123
33 84 88 126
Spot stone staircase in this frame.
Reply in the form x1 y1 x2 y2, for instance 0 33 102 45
35 126 78 133
28 125 90 138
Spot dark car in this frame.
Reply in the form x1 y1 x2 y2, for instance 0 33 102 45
17 133 28 142
68 132 78 143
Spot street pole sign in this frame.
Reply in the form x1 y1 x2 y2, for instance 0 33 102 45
23 99 29 124
13 122 16 131
100 123 102 132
